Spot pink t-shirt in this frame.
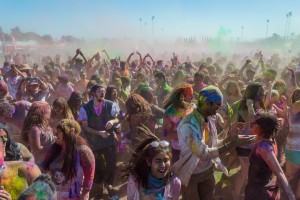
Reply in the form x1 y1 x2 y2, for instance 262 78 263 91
56 83 74 100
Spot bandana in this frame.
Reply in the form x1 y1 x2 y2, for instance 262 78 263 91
199 85 223 103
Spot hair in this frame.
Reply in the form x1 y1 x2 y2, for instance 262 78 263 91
105 85 117 101
154 71 166 81
126 94 152 121
238 82 264 113
0 124 21 161
22 101 51 142
51 97 73 119
0 102 14 117
139 89 155 104
273 80 287 96
254 112 278 139
18 174 56 200
122 125 172 189
43 119 87 182
57 75 69 84
163 83 193 109
67 91 83 120
194 71 205 80
171 70 186 87
225 81 241 97
291 88 300 104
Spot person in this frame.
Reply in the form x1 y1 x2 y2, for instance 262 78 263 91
50 97 74 128
193 71 207 98
3 64 26 100
0 77 8 102
245 112 295 200
20 77 49 102
0 132 41 199
154 72 171 107
163 84 194 163
0 100 32 136
74 71 89 93
67 91 84 121
0 123 34 162
231 82 265 199
172 85 255 200
56 75 74 100
21 101 54 165
18 174 56 200
41 119 95 200
78 84 119 198
124 125 181 200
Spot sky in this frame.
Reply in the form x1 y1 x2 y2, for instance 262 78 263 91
1 0 299 41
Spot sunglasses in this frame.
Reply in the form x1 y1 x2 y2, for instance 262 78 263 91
150 140 169 148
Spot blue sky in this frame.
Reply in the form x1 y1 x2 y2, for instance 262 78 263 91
1 0 299 41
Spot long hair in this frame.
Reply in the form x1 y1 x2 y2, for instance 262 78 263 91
238 82 264 113
67 91 83 120
105 85 117 101
291 88 300 104
163 83 193 109
43 119 87 182
126 94 152 121
122 125 172 189
22 101 51 142
273 79 287 96
51 97 73 119
0 124 21 161
225 81 241 97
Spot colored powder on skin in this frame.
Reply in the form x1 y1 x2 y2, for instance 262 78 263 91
5 172 28 199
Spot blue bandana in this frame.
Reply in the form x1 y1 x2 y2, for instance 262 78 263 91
199 85 223 103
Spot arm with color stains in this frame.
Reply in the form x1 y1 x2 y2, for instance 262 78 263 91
19 161 41 185
18 143 34 162
79 145 95 200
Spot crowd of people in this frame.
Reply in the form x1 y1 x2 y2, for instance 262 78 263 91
0 48 299 200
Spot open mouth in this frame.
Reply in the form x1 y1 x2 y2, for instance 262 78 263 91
158 168 167 173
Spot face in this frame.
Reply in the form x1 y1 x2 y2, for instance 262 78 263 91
28 84 40 93
208 102 222 116
54 171 65 185
155 77 163 85
250 121 262 136
0 129 8 156
54 129 65 146
80 74 86 80
94 87 106 102
228 84 237 94
246 71 255 80
149 151 170 179
184 93 193 103
111 89 118 100
254 87 264 102
53 104 64 115
76 99 83 108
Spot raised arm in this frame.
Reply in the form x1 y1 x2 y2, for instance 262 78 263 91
102 50 111 61
239 59 251 80
126 52 134 66
70 49 80 66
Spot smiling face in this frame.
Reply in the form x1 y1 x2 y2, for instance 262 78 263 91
94 87 106 102
149 151 170 179
54 129 65 146
0 129 8 157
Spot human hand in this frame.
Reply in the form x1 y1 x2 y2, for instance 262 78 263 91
105 120 114 130
0 187 12 200
98 131 110 138
228 122 245 138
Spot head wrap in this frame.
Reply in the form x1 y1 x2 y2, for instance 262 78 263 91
184 85 194 96
199 85 223 103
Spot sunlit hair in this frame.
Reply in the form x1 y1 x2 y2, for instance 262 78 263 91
67 91 83 120
238 82 265 112
126 94 152 121
225 81 241 97
51 97 73 119
43 119 87 182
122 125 172 188
291 88 300 104
254 112 278 139
171 70 186 87
22 101 51 142
163 83 193 109
273 79 286 96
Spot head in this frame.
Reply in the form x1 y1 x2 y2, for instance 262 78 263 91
105 85 118 101
120 61 126 70
0 102 14 119
22 101 51 142
226 81 241 96
163 83 194 109
52 119 86 181
246 69 255 80
250 112 278 139
139 88 155 104
91 84 106 102
123 126 171 188
273 80 286 96
27 77 40 94
136 72 147 84
125 94 152 126
57 76 69 85
197 85 223 117
51 97 73 118
121 76 130 88
18 174 56 200
0 123 20 161
67 91 83 111
154 72 166 85
80 71 87 80
194 71 205 84
262 69 277 82
243 82 264 102
291 88 300 104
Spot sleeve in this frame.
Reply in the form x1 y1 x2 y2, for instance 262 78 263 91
79 145 95 190
177 122 219 160
110 102 119 118
170 177 181 200
78 106 88 121
127 175 140 200
257 141 275 156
